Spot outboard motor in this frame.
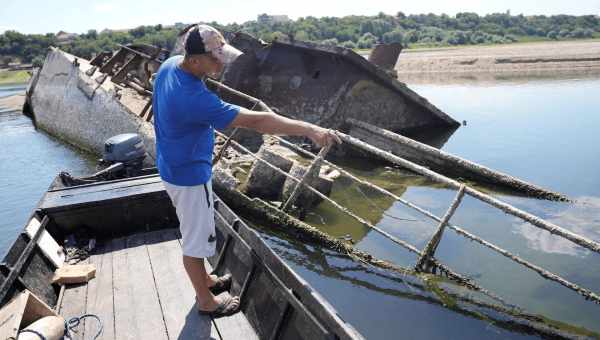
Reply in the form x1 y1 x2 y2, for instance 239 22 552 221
99 133 146 173
59 134 148 187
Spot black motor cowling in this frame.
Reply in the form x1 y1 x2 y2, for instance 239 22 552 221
58 134 148 187
101 133 146 164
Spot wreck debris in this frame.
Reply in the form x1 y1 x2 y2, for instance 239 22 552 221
91 43 169 92
245 144 294 200
212 173 504 303
416 185 466 272
368 43 403 70
259 134 600 305
25 36 600 317
347 118 568 201
179 32 461 132
28 48 157 159
281 145 330 212
215 131 422 254
277 236 597 339
213 131 511 306
206 76 567 203
337 132 599 254
368 42 402 78
206 76 600 305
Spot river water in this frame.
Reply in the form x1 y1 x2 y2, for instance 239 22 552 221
1 77 599 339
301 76 600 338
0 84 96 254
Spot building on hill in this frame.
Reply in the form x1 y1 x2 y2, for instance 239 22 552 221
257 14 291 25
100 28 131 35
55 31 78 45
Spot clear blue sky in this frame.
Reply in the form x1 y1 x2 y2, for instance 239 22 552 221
1 0 599 34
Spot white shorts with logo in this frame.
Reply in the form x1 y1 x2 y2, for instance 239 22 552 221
163 180 216 258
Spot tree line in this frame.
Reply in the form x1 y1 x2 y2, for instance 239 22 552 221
1 12 599 66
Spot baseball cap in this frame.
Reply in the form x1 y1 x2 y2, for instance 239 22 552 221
184 24 243 64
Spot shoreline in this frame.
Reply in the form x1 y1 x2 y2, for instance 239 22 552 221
0 70 31 85
0 93 26 112
394 40 600 84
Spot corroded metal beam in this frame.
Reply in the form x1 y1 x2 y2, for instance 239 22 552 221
281 145 330 212
415 186 466 273
269 135 600 304
337 132 600 255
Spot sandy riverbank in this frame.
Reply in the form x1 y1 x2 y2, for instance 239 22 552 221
0 93 26 111
0 70 31 85
395 40 600 84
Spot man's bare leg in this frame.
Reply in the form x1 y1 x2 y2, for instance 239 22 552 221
183 255 239 310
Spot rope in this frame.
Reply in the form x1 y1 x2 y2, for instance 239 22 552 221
64 314 103 340
11 314 102 340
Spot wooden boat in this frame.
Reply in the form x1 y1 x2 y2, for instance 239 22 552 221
0 172 364 339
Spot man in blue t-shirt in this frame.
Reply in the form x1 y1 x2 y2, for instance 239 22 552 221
153 24 340 317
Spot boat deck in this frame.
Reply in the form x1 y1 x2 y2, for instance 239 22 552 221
58 228 259 340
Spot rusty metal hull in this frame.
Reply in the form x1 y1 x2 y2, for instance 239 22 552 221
172 32 459 133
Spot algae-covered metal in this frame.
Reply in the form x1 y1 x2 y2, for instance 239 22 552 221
173 30 459 133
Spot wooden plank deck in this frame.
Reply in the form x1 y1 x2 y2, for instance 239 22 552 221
59 229 258 340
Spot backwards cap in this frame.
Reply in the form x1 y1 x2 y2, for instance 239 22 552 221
184 24 243 64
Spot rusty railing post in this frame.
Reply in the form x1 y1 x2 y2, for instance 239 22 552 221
212 100 260 168
416 185 466 272
281 145 330 212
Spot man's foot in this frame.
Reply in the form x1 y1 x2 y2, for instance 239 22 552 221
197 294 240 318
207 273 232 295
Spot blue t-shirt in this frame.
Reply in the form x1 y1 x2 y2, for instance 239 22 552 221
153 56 240 186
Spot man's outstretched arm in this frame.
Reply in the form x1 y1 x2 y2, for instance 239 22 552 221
229 108 341 148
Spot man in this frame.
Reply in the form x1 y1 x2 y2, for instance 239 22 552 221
152 24 340 317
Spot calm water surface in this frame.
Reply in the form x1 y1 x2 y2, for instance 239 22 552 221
1 77 599 339
300 76 600 337
0 84 96 255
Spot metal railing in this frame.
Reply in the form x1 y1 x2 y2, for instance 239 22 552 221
206 80 600 306
109 46 599 306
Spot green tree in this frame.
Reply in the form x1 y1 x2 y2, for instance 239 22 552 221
340 40 357 49
86 29 98 40
382 29 403 44
321 38 339 46
358 32 377 48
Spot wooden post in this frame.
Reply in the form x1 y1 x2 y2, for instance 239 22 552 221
212 127 239 168
139 98 152 118
212 100 260 168
281 145 330 212
416 185 466 272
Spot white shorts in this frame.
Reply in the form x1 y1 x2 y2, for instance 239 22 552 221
163 180 216 258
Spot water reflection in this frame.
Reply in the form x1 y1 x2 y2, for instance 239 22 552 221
254 225 599 339
302 158 443 245
515 196 600 256
299 76 600 334
400 125 458 148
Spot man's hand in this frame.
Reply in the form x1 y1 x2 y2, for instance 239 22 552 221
306 125 342 148
230 108 342 148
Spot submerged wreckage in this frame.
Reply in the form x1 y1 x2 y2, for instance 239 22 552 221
14 27 600 338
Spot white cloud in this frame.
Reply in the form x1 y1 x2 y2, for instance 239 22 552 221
93 2 116 13
514 196 600 256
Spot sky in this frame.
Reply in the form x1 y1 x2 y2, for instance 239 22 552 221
1 0 599 34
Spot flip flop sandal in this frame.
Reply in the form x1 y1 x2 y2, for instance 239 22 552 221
209 273 232 295
197 294 240 318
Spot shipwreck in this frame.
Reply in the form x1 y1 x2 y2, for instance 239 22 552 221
12 27 600 338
